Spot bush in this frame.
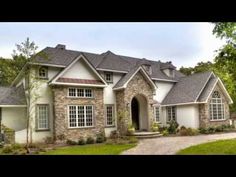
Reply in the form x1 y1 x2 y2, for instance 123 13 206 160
167 120 179 134
66 139 77 145
86 137 95 144
57 134 65 141
78 138 86 145
110 130 120 139
96 133 106 143
128 136 138 144
2 143 26 154
151 122 159 132
2 145 13 154
162 129 169 136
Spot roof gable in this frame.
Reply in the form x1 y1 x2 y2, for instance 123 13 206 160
50 54 107 87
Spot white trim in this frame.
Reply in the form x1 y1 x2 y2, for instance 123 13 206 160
49 82 106 87
204 78 219 102
0 105 27 107
68 88 94 98
161 102 206 107
218 78 233 104
11 63 28 86
105 104 115 127
151 78 178 82
154 106 160 122
50 54 107 86
28 62 66 68
96 68 128 73
194 72 213 102
113 66 157 91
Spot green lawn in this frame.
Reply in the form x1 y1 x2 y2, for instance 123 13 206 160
177 139 236 155
42 143 136 155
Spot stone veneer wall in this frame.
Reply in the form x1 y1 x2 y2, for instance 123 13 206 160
52 86 104 142
199 84 230 128
116 72 155 135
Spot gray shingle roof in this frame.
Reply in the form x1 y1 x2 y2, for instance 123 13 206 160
197 76 218 102
34 46 185 81
0 84 26 105
161 71 213 105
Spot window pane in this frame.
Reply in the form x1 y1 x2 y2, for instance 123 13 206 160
85 89 92 98
38 105 48 129
69 106 77 127
106 106 114 126
78 106 85 127
86 106 93 126
155 107 160 122
39 67 47 78
77 89 84 97
105 72 113 82
69 88 76 97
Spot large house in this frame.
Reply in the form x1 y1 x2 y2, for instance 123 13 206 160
0 44 233 143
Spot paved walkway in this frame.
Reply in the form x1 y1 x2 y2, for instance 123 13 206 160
122 132 236 155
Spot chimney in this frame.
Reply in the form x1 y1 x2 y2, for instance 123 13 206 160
55 44 66 50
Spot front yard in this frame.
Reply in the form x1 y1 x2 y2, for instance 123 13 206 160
177 139 236 155
41 143 136 155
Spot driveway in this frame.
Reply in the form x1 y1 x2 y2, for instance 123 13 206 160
122 132 236 155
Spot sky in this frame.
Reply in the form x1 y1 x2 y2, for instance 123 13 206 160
0 22 226 69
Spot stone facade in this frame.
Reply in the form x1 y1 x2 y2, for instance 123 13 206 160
116 71 155 135
199 83 230 128
52 86 105 142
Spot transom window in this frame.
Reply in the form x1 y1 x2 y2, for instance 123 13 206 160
68 88 93 98
38 67 48 79
105 105 115 126
36 104 49 130
104 72 113 83
167 106 176 122
68 105 94 128
210 91 225 120
154 107 160 122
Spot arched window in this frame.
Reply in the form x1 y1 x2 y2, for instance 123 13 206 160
210 91 225 120
38 67 48 79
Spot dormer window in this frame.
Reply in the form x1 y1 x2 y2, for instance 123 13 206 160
38 67 48 79
104 72 113 83
163 68 175 78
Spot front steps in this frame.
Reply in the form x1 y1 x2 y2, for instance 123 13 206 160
130 131 163 139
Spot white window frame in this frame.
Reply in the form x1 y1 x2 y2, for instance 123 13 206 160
154 106 160 123
67 88 93 98
36 104 49 130
38 67 48 79
68 105 94 128
209 91 225 121
167 106 176 122
104 72 113 83
105 104 115 127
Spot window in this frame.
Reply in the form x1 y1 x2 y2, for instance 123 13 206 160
106 105 114 126
104 72 113 83
38 67 48 79
68 105 94 128
167 106 176 122
68 88 93 98
37 104 49 130
210 91 225 120
154 107 160 122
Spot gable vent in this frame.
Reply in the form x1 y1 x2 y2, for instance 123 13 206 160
55 44 66 50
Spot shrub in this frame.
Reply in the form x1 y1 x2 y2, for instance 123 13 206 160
96 133 106 143
57 134 65 141
159 126 168 132
128 136 138 144
167 120 179 134
162 129 169 136
86 137 95 144
66 139 77 145
78 138 86 145
151 122 159 132
44 137 54 144
207 127 216 134
2 145 13 154
215 126 224 132
2 143 26 154
199 127 207 134
110 130 119 139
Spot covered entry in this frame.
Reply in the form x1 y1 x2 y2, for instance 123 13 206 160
131 94 148 131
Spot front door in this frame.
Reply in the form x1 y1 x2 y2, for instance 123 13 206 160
131 97 139 130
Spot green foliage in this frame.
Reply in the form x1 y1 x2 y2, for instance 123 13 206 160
44 137 54 144
66 139 77 145
198 124 235 134
151 122 159 132
109 130 120 139
179 61 213 76
96 133 106 143
86 137 95 144
2 143 26 154
78 138 86 145
167 120 179 134
162 130 169 136
177 126 199 136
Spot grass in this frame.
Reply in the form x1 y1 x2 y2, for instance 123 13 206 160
41 143 136 155
177 139 236 155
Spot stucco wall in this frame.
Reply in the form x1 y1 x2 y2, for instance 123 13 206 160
2 107 27 131
154 81 174 103
63 59 99 80
176 104 199 129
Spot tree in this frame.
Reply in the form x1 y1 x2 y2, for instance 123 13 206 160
179 61 213 76
13 38 41 153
